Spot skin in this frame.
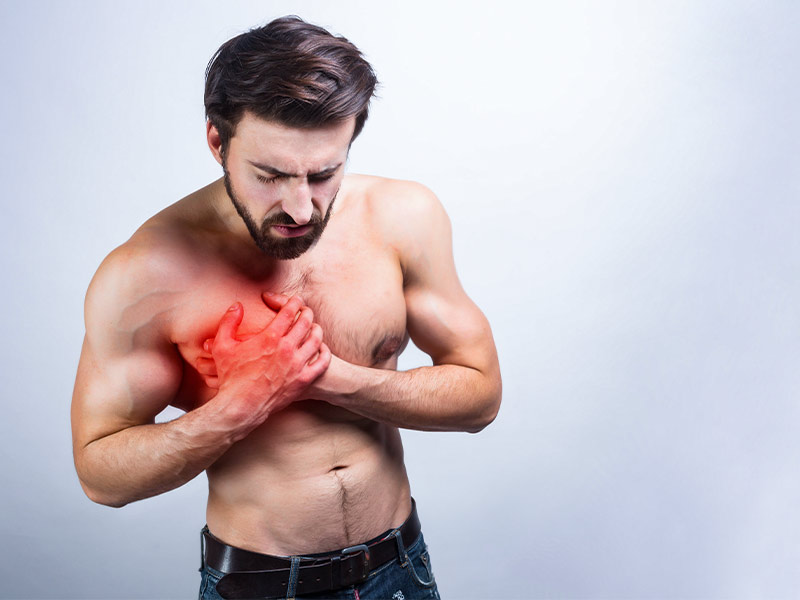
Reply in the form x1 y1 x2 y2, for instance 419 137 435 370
71 112 502 555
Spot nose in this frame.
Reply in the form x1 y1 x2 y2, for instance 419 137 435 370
280 178 314 225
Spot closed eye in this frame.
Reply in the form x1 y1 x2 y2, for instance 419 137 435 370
256 174 280 185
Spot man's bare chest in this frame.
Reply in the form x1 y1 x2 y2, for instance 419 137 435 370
167 238 407 408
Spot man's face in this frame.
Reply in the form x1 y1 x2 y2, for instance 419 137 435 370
217 113 354 260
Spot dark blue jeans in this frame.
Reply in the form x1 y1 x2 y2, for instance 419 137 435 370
199 532 440 600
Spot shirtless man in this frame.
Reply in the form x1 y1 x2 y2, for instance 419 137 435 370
71 16 501 600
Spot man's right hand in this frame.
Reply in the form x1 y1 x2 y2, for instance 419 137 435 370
208 295 330 429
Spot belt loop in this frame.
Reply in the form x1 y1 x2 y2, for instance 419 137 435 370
286 556 301 600
200 526 207 572
393 529 408 566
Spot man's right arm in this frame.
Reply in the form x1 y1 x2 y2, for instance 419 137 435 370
71 244 327 508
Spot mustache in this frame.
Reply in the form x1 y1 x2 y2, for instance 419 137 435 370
260 209 324 232
260 188 339 231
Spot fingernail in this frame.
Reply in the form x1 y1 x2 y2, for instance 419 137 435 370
228 303 238 311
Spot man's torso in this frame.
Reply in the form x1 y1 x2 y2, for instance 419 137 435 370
137 174 413 554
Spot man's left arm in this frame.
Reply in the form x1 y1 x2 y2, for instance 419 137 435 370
308 182 502 433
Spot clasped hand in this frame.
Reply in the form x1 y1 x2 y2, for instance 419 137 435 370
195 293 330 418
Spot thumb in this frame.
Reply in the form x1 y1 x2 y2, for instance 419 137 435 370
216 302 243 344
262 291 293 311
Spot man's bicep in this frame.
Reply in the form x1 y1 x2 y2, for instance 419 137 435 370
71 248 183 452
405 283 497 371
397 187 498 372
72 334 183 451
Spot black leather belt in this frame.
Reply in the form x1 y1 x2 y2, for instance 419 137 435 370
203 501 421 599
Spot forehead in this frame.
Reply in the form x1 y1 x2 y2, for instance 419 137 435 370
231 112 355 171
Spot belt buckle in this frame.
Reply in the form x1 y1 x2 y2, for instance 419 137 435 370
341 543 371 582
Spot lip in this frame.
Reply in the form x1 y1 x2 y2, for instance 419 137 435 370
272 224 312 238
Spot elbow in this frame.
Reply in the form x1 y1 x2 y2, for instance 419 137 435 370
74 447 130 508
77 476 128 509
466 387 502 434
82 483 128 509
95 496 128 509
465 367 502 434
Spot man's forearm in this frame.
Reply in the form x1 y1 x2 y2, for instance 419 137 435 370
75 393 251 508
314 356 501 433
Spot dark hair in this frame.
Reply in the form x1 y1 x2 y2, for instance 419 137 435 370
204 16 378 151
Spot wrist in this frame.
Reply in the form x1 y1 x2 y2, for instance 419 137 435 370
310 354 357 404
202 386 269 443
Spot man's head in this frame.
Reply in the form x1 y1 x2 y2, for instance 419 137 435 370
204 16 377 260
204 15 378 156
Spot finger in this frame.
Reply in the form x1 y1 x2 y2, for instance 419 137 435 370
266 295 304 337
286 307 314 346
195 357 218 377
309 342 331 372
298 323 323 361
261 291 293 311
203 338 214 354
216 302 244 346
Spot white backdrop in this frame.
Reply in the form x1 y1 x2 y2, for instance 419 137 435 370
1 1 798 598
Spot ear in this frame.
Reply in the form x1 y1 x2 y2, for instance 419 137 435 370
206 120 224 165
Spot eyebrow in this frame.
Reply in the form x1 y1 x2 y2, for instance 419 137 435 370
248 161 342 178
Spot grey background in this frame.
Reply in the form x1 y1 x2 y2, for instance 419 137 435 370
1 1 798 598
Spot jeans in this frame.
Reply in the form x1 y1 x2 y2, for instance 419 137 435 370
199 532 440 600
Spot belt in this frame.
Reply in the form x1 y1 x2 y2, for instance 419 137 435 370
203 502 421 599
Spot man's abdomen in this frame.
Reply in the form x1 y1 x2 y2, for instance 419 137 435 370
204 400 412 555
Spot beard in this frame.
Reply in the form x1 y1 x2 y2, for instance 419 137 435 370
222 162 335 260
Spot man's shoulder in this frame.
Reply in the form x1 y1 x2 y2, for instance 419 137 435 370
342 174 451 275
346 174 440 211
90 181 219 293
84 204 204 330
345 174 448 236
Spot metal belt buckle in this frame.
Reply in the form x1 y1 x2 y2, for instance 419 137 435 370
341 544 371 582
